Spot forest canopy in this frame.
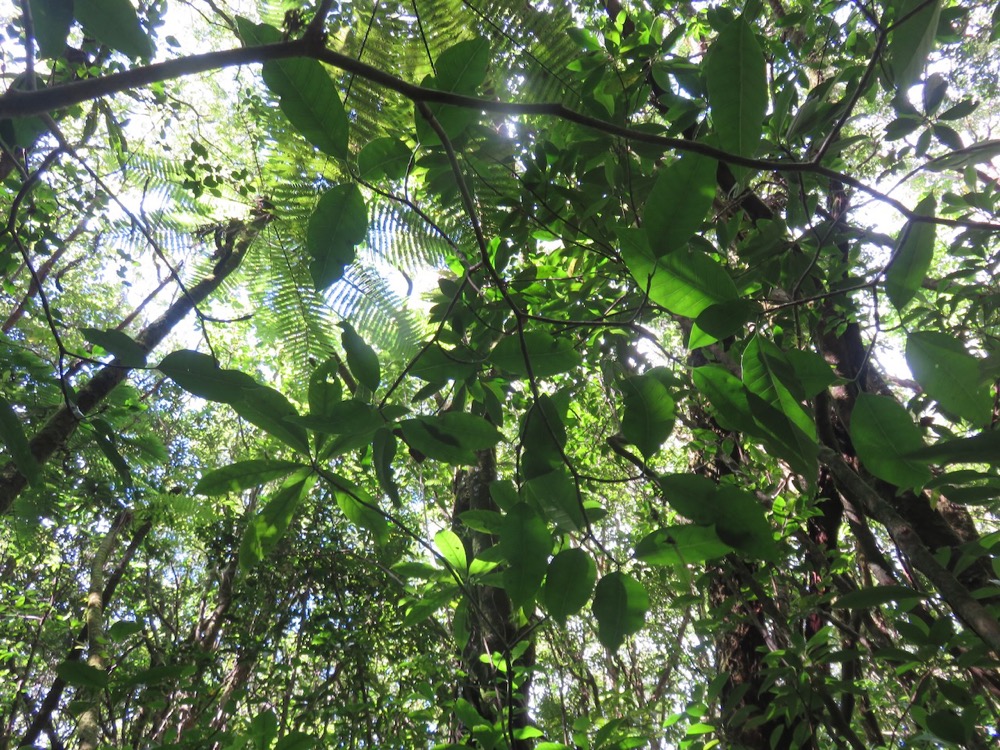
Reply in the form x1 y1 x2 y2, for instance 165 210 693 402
2 0 1000 748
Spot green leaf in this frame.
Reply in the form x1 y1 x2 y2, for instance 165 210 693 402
746 392 818 480
240 473 313 569
410 344 480 383
435 529 468 573
235 16 281 46
704 19 768 168
194 459 306 496
657 476 779 562
619 373 676 459
357 137 412 180
158 350 257 404
294 400 384 436
888 0 942 92
75 0 153 59
499 503 552 610
55 660 108 689
490 331 581 378
80 327 147 367
261 56 348 158
417 37 491 142
340 323 380 392
29 0 73 58
691 365 758 435
833 585 926 609
520 395 567 480
634 524 733 566
249 710 278 750
621 230 738 318
907 429 1000 463
91 418 132 486
592 572 648 651
885 196 936 310
850 394 931 491
906 331 991 425
742 335 817 459
308 357 343 418
307 185 368 290
399 412 502 465
332 477 389 544
0 395 41 486
523 468 585 533
925 709 969 745
543 548 596 624
643 153 717 257
372 428 401 507
274 732 317 750
232 385 310 455
784 350 836 398
435 37 491 94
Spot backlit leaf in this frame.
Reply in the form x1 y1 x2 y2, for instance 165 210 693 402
643 153 717 257
29 0 73 58
240 473 314 569
261 56 348 158
0 395 40 486
307 186 368 290
543 548 596 624
491 331 581 378
499 503 551 610
340 322 380 392
593 572 648 651
76 0 153 59
194 459 306 496
885 195 936 310
850 394 931 490
620 373 676 459
888 0 942 92
906 331 991 425
705 19 768 169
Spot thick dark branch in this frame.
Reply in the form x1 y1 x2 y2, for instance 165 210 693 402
2 40 998 231
820 447 1000 656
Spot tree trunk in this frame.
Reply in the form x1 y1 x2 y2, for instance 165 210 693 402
452 449 535 749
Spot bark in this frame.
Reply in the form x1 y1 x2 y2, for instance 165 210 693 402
0 212 271 513
452 449 534 749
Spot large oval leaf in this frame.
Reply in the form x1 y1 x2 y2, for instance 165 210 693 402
620 372 676 459
542 548 596 625
850 393 931 491
705 19 767 168
261 56 348 158
621 231 738 318
592 572 648 651
885 195 936 310
906 331 991 425
491 331 581 378
307 186 368 290
499 503 552 610
75 0 153 59
643 153 717 257
194 459 306 496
